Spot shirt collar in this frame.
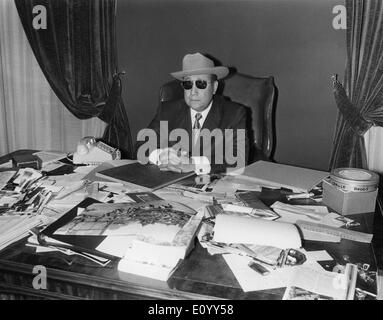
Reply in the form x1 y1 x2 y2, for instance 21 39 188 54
190 100 213 125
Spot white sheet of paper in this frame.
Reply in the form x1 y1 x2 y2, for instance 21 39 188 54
223 254 295 292
96 235 136 258
93 191 111 202
48 192 86 208
272 203 347 228
118 255 174 281
272 202 326 224
37 246 59 253
98 182 125 193
107 159 138 167
39 184 64 194
321 212 348 228
33 151 66 165
49 173 87 186
107 194 135 203
0 171 16 186
96 182 134 202
74 165 98 175
213 214 301 249
377 272 383 301
301 249 334 262
154 189 206 211
0 216 42 251
296 205 329 214
211 175 263 195
298 228 341 242
39 206 69 225
0 160 13 169
0 196 19 206
40 162 65 173
284 264 348 300
229 161 329 193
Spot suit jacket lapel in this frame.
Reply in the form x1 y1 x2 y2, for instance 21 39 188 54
176 100 192 132
201 95 223 131
172 100 193 152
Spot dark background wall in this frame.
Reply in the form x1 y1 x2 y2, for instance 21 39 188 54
117 0 346 171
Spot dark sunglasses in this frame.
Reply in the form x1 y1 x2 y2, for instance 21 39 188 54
181 80 211 90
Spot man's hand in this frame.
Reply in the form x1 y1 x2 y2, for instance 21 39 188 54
159 148 195 173
159 163 196 173
158 148 185 165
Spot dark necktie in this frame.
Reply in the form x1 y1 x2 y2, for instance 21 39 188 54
193 113 202 145
193 113 202 129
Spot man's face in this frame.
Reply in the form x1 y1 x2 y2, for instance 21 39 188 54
183 74 218 112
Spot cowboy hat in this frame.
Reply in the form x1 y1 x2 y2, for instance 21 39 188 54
170 52 229 80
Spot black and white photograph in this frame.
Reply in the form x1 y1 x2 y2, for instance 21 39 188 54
0 0 382 310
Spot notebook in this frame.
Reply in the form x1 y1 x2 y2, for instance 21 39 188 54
95 163 195 191
237 161 329 193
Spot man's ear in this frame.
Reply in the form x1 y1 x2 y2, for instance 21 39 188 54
213 80 218 94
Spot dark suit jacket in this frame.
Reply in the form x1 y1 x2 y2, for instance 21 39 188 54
135 95 249 173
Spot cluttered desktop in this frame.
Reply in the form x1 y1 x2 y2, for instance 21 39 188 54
0 148 380 300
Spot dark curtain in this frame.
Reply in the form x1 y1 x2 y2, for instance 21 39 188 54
14 0 133 158
329 0 383 170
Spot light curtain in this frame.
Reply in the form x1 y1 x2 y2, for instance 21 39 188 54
0 0 106 156
329 0 383 170
364 126 383 174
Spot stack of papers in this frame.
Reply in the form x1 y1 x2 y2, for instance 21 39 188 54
283 263 358 300
223 247 356 299
271 201 326 222
231 160 329 193
0 215 43 251
26 232 111 267
223 254 296 292
32 151 66 167
47 198 203 281
0 171 16 191
1 168 56 216
0 160 12 169
117 207 204 281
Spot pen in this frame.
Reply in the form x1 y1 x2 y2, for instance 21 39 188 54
355 288 376 298
286 192 314 200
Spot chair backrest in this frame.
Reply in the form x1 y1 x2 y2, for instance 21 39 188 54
159 73 276 162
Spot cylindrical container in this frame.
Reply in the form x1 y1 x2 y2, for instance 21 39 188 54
329 168 379 193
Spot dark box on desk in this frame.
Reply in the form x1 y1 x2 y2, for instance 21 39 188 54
12 154 41 170
322 179 378 215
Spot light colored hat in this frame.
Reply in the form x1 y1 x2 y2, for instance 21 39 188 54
171 52 229 80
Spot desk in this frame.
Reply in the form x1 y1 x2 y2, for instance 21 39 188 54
0 150 380 300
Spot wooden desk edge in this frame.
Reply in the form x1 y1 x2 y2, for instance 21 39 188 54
0 258 224 300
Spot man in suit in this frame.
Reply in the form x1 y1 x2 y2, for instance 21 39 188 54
136 52 248 174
